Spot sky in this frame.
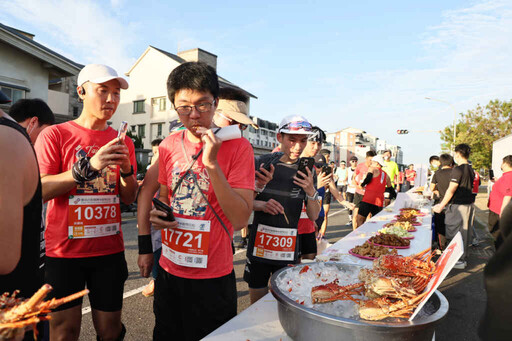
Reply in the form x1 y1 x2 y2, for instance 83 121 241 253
2 0 512 164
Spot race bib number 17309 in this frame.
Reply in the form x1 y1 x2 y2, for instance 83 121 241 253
253 224 297 261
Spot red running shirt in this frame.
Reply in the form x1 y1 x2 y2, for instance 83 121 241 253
488 171 512 214
35 121 136 258
362 169 387 207
297 202 315 234
158 132 255 279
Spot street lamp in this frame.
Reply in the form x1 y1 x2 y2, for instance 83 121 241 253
425 97 457 152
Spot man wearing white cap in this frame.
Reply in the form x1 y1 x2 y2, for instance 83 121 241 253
356 154 395 226
34 64 137 341
244 115 321 304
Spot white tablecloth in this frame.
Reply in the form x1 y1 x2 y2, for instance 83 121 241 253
204 192 433 340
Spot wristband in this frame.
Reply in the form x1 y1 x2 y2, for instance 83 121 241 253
138 235 153 254
120 165 134 178
72 157 100 184
255 185 266 193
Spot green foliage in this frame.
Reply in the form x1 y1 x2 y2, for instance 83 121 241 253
127 131 144 149
440 99 512 171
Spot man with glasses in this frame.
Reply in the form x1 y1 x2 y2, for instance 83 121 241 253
244 115 321 304
148 62 255 340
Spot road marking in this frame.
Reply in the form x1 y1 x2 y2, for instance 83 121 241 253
82 285 146 315
328 208 347 218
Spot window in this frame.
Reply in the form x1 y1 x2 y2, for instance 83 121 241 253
157 123 163 137
130 125 136 133
133 100 145 113
137 124 146 138
261 130 268 136
249 126 256 133
0 86 25 103
152 97 166 111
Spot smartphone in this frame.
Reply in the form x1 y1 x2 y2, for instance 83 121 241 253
152 197 176 222
321 165 332 176
297 157 315 179
489 169 494 180
117 121 128 144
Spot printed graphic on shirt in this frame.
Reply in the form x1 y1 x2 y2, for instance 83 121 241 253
171 161 210 218
74 145 117 194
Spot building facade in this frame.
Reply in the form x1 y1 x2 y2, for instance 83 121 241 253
109 46 256 150
242 117 278 155
0 23 82 120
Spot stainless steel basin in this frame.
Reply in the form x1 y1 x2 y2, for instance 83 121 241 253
270 262 448 341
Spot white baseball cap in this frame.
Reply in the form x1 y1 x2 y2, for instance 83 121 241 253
77 64 129 89
372 155 386 167
278 115 314 135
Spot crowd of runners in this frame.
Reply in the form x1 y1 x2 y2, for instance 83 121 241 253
1 60 511 341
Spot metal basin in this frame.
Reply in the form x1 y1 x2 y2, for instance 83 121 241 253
270 262 448 341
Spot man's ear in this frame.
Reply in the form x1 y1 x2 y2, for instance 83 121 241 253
277 133 283 143
77 86 85 101
29 116 39 128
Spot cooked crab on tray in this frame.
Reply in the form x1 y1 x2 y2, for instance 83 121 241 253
278 249 437 321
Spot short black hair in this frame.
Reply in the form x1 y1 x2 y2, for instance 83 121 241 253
167 62 219 105
320 149 331 156
366 150 377 158
454 143 471 159
383 149 392 155
439 153 453 167
151 138 163 147
503 155 512 168
218 87 249 104
308 126 326 143
429 155 440 164
8 98 55 126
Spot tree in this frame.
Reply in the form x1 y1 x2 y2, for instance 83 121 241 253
440 99 512 171
126 131 144 149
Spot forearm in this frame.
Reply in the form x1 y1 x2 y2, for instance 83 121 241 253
137 176 160 236
306 199 321 221
41 171 76 202
253 200 266 212
119 174 138 204
206 163 252 229
500 196 511 216
438 186 456 209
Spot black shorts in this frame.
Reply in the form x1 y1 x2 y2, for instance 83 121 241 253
243 258 287 289
434 211 446 236
153 268 236 341
323 191 332 205
338 185 347 193
45 252 128 312
346 192 355 203
353 193 364 207
315 215 325 230
358 201 382 218
299 232 317 255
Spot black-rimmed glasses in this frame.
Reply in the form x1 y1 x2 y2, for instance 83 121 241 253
175 100 216 116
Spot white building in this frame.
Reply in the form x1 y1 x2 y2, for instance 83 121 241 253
243 117 278 155
109 46 256 149
0 23 82 121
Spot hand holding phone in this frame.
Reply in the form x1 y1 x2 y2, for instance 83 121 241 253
117 121 128 144
152 198 176 222
297 157 315 180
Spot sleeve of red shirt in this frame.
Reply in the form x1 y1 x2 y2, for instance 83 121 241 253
34 125 62 175
158 138 170 187
225 139 255 190
504 176 512 196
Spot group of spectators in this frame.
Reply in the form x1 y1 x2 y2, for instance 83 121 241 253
2 59 510 341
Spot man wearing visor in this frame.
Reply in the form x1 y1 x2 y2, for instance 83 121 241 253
244 115 321 304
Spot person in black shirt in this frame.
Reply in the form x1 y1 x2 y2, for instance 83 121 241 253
0 91 44 340
433 144 475 269
244 115 321 304
430 153 454 250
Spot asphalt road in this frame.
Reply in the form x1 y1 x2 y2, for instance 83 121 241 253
77 199 492 340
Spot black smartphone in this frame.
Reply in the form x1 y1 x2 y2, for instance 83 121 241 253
489 169 494 180
322 165 332 176
297 157 315 179
152 198 175 222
